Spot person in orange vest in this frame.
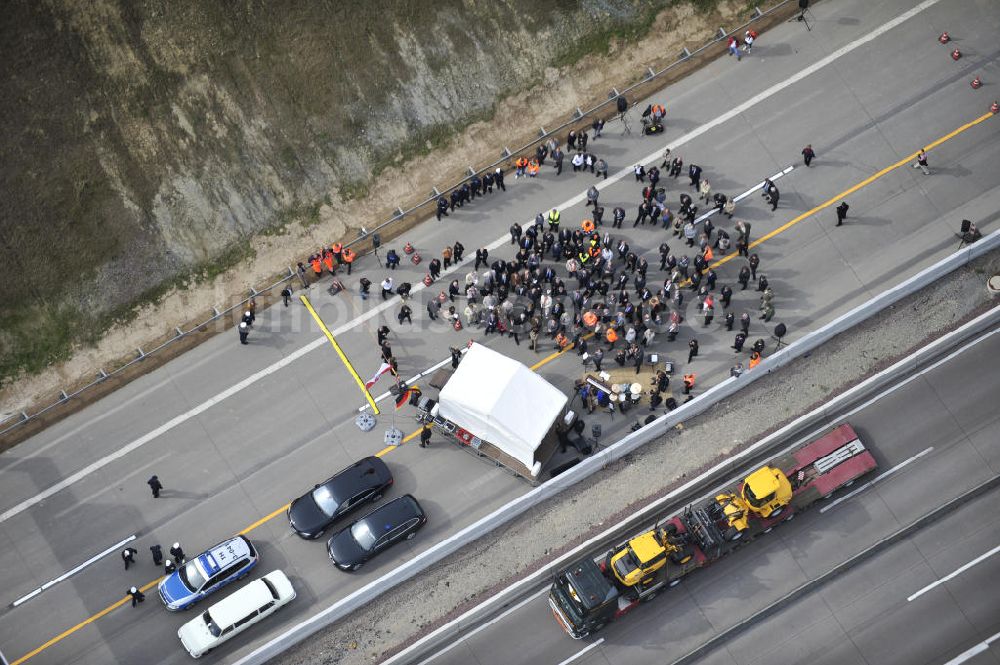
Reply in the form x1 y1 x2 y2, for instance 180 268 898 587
515 157 529 178
605 326 618 348
341 247 356 274
582 219 595 233
555 331 570 350
527 159 540 177
749 351 762 369
322 249 335 275
309 254 322 279
703 245 714 262
683 373 696 394
331 242 343 264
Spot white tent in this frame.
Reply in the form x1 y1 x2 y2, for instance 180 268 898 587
437 343 568 477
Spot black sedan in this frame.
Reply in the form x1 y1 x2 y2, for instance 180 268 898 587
327 495 427 571
287 456 393 539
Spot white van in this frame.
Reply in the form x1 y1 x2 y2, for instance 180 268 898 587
177 569 295 658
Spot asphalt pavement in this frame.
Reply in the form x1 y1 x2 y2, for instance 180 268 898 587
418 325 1000 665
1 0 999 663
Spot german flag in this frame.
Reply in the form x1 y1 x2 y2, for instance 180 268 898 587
395 385 422 409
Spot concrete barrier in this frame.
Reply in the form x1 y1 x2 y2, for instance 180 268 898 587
234 234 998 665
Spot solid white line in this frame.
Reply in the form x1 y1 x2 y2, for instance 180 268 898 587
693 166 793 226
11 534 136 607
413 588 549 665
0 0 947 528
820 447 934 514
555 639 605 665
939 630 1000 665
908 543 1000 602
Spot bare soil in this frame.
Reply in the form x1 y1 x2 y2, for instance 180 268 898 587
0 0 769 440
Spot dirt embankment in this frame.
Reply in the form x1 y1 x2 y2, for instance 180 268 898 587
0 0 752 424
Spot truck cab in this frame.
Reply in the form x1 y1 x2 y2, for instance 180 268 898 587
549 559 620 638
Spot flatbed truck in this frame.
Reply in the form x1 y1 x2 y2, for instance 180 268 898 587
548 423 877 638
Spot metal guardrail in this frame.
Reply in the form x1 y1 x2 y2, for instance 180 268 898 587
0 0 794 441
233 234 1000 665
0 270 297 438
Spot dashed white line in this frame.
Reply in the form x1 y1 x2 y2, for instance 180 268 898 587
908 543 1000 602
413 587 549 665
820 447 934 514
11 534 137 608
1 0 948 528
939 629 1000 665
555 638 605 665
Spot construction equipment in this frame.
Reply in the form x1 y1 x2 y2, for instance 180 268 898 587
549 423 877 638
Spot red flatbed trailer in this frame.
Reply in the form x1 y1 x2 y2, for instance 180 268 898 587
548 424 878 638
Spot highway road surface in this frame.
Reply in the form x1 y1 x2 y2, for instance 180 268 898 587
1 0 998 663
416 326 1000 665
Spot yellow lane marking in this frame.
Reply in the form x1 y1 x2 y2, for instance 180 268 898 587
11 578 163 665
301 295 381 415
239 503 292 536
713 111 994 269
17 111 992 665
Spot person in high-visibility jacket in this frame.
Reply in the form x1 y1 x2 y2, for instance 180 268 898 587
703 245 714 262
322 250 335 274
527 159 540 177
310 254 322 278
341 247 356 274
547 208 561 231
683 373 696 394
749 351 762 369
331 242 343 264
605 327 618 348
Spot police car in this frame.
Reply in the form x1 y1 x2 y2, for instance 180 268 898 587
158 535 258 611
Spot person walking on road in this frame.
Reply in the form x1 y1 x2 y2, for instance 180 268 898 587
150 544 164 567
238 322 249 345
281 286 292 306
688 338 699 364
381 276 394 300
688 164 702 188
129 587 145 607
419 425 432 448
836 201 850 226
397 303 413 325
147 475 163 498
802 144 815 167
912 149 930 175
170 543 185 565
122 547 138 570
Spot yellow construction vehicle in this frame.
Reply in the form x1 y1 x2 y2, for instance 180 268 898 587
712 465 792 540
608 524 693 587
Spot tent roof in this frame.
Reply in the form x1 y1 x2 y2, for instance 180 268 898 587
438 344 567 474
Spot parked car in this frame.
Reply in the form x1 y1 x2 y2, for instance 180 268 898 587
327 495 426 571
177 569 295 658
287 456 394 539
158 536 258 611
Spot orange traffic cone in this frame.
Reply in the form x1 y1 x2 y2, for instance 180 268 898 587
970 76 982 89
951 48 962 60
991 101 1000 115
938 32 950 44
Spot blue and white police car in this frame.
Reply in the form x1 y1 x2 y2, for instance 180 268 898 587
158 535 258 611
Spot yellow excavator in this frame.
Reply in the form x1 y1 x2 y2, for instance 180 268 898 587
608 524 693 587
712 465 792 540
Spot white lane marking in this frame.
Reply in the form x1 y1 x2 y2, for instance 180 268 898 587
939 629 1000 665
820 447 934 514
908 544 1000 603
693 166 794 225
360 352 460 412
11 534 136 608
555 639 605 665
414 587 549 665
0 0 947 527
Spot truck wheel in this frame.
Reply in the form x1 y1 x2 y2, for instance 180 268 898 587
725 527 744 541
669 578 681 588
784 513 795 522
770 507 784 519
763 526 773 534
843 480 855 487
591 621 606 633
642 590 658 602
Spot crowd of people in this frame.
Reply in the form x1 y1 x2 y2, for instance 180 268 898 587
268 103 784 411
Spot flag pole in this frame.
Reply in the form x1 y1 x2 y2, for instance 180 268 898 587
300 295 380 415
